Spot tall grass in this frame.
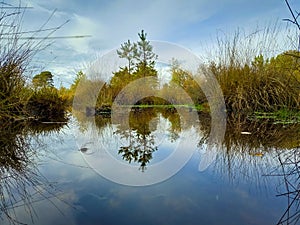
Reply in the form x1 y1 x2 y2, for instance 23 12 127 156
0 5 32 119
204 25 300 114
0 3 69 120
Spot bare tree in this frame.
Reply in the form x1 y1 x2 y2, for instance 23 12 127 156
283 0 300 52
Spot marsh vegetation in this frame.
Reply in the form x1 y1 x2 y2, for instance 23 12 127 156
0 1 299 225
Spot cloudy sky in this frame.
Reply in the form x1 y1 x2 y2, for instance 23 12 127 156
7 0 300 86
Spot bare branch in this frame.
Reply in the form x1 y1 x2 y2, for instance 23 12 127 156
284 0 300 51
284 0 300 30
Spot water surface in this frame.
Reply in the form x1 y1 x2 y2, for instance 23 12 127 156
0 108 299 225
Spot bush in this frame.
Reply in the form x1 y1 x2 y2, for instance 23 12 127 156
26 88 68 121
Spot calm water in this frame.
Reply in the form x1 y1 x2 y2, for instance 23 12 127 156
0 108 299 225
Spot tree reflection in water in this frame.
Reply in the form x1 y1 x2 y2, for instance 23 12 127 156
78 107 300 224
199 114 300 225
108 107 182 171
115 108 160 171
0 119 68 224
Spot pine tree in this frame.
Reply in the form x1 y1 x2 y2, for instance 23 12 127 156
116 40 137 74
135 30 158 77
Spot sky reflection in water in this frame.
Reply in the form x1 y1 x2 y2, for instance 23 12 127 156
1 110 298 225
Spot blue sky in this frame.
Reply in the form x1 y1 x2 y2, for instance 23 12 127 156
10 0 300 86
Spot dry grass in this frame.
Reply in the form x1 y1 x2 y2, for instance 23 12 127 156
204 26 300 114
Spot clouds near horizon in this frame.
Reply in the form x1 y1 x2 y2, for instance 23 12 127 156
8 0 300 86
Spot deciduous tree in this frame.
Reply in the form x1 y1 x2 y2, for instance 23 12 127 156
32 71 54 88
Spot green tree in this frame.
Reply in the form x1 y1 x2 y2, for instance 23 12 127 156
267 50 300 75
135 30 158 77
108 30 158 104
170 60 204 104
70 70 86 92
251 54 266 72
132 30 158 91
116 40 137 74
109 68 131 101
171 60 190 87
32 71 54 88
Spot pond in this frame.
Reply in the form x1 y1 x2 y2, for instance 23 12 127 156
0 108 299 225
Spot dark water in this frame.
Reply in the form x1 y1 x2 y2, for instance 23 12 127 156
0 108 299 225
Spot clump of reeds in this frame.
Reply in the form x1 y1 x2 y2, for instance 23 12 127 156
0 2 68 120
0 5 32 119
204 25 300 114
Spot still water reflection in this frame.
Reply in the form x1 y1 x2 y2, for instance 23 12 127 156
0 108 299 225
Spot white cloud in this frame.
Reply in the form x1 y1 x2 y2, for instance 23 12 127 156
62 14 99 54
13 0 300 86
